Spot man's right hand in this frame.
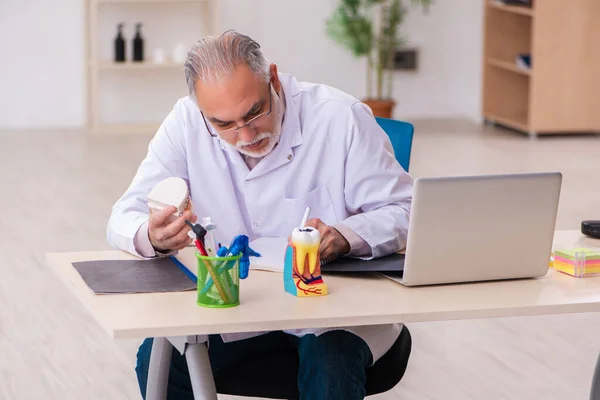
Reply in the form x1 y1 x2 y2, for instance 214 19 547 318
148 206 197 253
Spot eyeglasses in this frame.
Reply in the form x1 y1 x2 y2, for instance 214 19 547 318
201 82 273 139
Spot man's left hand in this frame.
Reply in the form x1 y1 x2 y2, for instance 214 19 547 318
304 218 351 262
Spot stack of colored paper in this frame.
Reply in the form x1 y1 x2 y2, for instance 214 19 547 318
553 248 600 277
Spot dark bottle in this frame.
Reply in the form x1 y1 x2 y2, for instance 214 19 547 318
114 23 126 62
133 23 144 62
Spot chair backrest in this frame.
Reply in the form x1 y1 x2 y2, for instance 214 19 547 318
375 117 414 172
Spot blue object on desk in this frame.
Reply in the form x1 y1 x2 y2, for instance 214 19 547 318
228 235 261 279
199 235 261 294
217 246 229 257
375 117 414 172
169 255 197 284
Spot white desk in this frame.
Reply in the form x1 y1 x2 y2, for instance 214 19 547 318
46 230 600 399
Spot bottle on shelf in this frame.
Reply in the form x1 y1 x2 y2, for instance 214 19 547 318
133 23 144 62
114 23 126 62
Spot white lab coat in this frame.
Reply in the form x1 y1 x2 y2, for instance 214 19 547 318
107 73 413 363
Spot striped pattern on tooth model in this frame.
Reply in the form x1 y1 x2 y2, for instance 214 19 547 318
292 227 320 275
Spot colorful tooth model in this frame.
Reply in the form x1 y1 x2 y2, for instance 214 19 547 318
284 226 328 297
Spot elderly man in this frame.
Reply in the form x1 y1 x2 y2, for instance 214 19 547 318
107 30 413 400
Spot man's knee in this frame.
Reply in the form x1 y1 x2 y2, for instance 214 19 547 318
298 330 373 368
296 330 372 399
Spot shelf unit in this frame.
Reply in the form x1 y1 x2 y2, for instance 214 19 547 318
85 0 220 134
482 0 600 136
96 61 186 70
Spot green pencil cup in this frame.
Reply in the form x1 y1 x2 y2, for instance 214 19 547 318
196 252 242 308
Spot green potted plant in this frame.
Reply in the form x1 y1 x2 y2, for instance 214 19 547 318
326 0 432 118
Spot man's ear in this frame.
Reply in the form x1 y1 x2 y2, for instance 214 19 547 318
270 64 281 92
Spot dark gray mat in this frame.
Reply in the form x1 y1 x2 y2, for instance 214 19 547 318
72 258 196 294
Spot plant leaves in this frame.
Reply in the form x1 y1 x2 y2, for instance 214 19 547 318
326 0 433 98
325 0 373 57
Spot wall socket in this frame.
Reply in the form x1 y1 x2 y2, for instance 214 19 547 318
393 48 418 70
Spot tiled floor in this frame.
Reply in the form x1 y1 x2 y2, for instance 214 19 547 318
1 120 599 399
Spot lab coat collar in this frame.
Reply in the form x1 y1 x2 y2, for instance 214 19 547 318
220 73 303 181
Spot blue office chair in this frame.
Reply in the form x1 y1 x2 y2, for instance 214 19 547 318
375 116 414 172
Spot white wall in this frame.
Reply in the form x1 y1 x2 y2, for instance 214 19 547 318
0 0 86 128
222 0 484 121
0 0 483 129
391 0 484 120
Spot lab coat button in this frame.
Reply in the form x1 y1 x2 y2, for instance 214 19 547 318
253 222 259 228
287 154 293 160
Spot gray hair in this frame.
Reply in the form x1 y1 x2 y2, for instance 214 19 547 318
184 30 270 97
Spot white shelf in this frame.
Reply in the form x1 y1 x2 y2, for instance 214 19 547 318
96 61 185 70
96 0 208 4
91 123 160 135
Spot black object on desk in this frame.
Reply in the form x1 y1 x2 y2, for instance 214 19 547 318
582 221 600 239
321 253 405 273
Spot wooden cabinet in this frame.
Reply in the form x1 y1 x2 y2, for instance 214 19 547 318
482 0 600 136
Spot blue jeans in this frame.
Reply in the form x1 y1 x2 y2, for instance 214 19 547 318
136 330 373 400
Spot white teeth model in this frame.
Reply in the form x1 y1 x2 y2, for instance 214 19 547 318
292 227 320 275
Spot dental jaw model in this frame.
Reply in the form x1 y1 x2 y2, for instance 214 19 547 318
147 177 193 222
284 207 328 297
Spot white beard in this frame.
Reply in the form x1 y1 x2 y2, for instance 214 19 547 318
235 88 284 158
236 130 281 158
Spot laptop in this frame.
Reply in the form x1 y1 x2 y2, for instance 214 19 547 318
385 172 562 286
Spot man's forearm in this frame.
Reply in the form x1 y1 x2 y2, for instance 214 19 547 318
336 202 411 259
334 223 373 258
107 209 157 258
134 220 179 258
133 220 158 258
